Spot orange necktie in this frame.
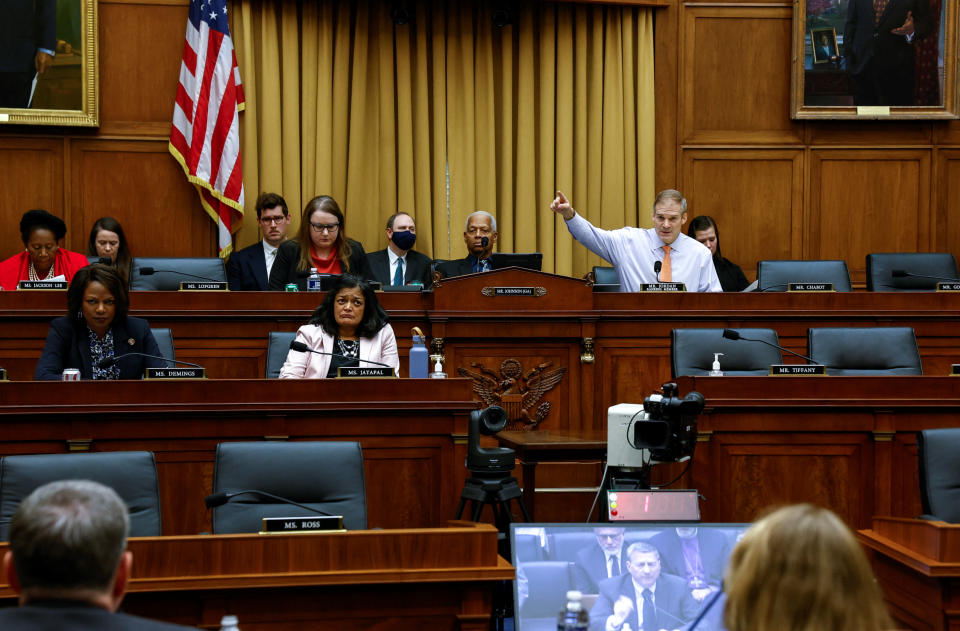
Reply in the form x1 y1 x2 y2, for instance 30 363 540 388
661 245 672 282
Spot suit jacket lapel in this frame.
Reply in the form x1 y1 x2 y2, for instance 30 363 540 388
74 323 93 379
374 252 390 284
255 242 269 290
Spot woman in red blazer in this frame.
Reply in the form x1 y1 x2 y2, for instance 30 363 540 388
0 209 89 290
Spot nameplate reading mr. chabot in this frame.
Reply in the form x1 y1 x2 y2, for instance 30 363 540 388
788 283 834 292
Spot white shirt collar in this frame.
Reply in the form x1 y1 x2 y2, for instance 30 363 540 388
387 247 406 267
263 241 279 256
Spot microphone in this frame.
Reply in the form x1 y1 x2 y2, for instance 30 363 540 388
654 260 662 282
481 236 489 249
138 267 224 283
758 282 792 292
97 352 204 370
683 589 724 630
204 489 336 517
892 269 958 282
94 257 112 266
288 340 391 368
721 328 820 365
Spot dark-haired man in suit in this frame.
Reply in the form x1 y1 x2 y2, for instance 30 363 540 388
573 527 629 594
366 212 432 287
227 192 290 291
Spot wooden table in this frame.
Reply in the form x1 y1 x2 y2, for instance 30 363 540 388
0 523 514 631
496 430 607 520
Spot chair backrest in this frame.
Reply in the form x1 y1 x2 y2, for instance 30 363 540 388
671 328 782 377
518 561 574 619
592 266 621 292
757 260 851 292
807 327 922 375
212 441 367 533
265 331 297 378
918 428 960 522
549 531 597 563
129 257 227 291
151 328 176 362
513 533 545 563
0 451 161 540
866 252 959 291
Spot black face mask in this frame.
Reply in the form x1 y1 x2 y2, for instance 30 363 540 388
391 230 416 250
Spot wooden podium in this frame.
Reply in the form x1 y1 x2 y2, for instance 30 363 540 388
0 522 514 630
857 517 960 630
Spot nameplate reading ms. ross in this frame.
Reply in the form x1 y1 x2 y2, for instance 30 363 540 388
639 282 686 292
788 283 834 292
936 282 960 292
179 281 229 291
769 364 827 376
337 367 396 378
145 367 207 379
18 280 68 290
481 286 547 297
260 516 345 534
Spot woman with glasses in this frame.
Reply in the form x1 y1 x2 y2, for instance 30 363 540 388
0 210 90 291
268 195 372 290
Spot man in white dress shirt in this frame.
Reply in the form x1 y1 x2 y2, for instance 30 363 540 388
227 192 291 291
550 190 721 292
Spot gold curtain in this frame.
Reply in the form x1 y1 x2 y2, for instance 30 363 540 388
232 1 654 277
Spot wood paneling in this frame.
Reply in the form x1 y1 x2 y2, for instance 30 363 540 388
809 149 931 280
936 149 960 256
681 148 803 278
680 6 800 144
0 138 65 259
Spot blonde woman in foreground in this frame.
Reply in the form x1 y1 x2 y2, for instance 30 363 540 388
724 504 894 631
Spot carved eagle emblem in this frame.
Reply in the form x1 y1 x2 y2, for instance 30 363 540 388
457 359 566 430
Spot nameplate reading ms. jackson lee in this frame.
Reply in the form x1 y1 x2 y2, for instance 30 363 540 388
18 281 68 290
481 286 547 297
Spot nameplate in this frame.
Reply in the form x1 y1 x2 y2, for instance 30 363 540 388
336 367 396 378
18 281 68 290
788 283 834 292
179 281 228 291
951 364 960 376
0 368 7 381
770 364 827 376
936 282 960 292
639 282 686 292
145 367 207 379
481 286 547 297
260 515 344 533
856 105 890 117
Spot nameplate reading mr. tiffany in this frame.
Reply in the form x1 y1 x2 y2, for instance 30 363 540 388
481 286 547 297
769 364 827 376
18 281 68 290
179 281 229 291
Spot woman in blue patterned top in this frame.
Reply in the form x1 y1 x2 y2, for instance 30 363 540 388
35 264 166 380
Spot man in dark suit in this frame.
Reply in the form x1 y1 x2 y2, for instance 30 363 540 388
227 192 290 291
436 210 501 278
366 212 432 287
0 480 195 630
844 0 931 105
0 0 56 108
589 542 699 631
573 527 629 594
649 527 732 604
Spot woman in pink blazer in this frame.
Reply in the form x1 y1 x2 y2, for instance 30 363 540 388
279 274 399 378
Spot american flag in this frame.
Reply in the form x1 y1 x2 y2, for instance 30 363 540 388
169 0 245 256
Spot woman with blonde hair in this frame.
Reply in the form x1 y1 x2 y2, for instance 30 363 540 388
723 504 893 631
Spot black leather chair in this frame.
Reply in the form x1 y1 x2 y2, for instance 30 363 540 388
807 327 922 375
592 266 620 292
0 451 162 540
129 257 227 291
866 252 959 291
918 428 960 522
265 331 296 378
517 561 575 627
151 328 175 363
671 328 782 377
211 441 367 533
756 260 851 292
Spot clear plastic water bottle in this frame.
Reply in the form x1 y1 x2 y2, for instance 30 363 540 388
557 590 588 630
306 267 322 291
219 614 240 631
409 328 429 378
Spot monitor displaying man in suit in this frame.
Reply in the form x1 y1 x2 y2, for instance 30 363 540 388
436 210 499 278
227 192 290 291
590 541 699 631
366 212 432 287
573 527 629 594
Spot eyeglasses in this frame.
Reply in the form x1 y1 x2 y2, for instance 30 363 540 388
310 222 340 233
260 216 287 226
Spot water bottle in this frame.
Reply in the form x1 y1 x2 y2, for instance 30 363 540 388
306 267 322 291
409 327 428 378
557 590 588 630
219 614 240 631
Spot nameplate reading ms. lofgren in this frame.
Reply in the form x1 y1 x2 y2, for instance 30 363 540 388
481 286 547 297
179 281 229 291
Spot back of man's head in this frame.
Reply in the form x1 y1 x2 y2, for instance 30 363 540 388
10 480 129 594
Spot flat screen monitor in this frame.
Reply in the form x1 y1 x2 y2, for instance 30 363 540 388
495 252 543 272
510 522 748 631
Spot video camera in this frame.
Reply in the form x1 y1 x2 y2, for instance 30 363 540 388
636 382 705 462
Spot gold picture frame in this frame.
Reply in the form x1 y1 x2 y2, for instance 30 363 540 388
792 0 959 120
0 0 99 127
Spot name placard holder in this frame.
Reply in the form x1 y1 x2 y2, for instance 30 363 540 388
787 283 834 292
0 368 7 381
770 364 827 376
639 282 686 292
260 516 344 533
179 281 228 291
950 364 960 376
18 281 68 290
936 282 960 292
481 286 547 297
337 367 397 378
145 368 207 380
